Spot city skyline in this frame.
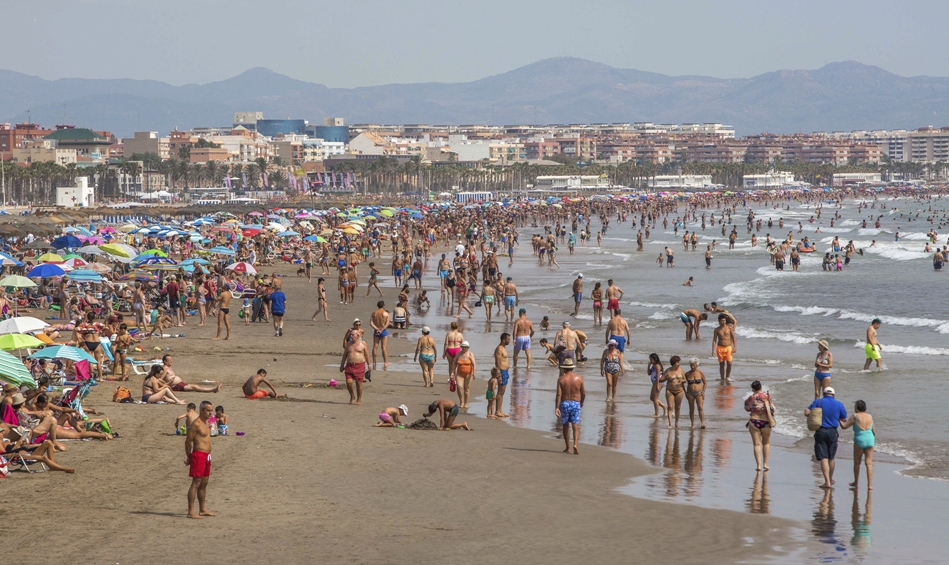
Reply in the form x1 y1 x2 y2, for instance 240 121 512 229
5 0 949 87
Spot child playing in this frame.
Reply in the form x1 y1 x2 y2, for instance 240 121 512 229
486 368 499 419
150 306 173 338
242 297 252 325
374 404 409 427
174 403 198 435
656 253 665 267
111 323 132 380
215 405 229 435
538 338 559 365
540 316 550 331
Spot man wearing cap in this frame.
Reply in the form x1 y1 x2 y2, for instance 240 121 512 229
512 308 535 368
814 340 833 399
805 387 848 489
493 333 511 418
605 309 631 368
555 358 585 455
555 321 580 365
503 277 519 322
571 274 583 316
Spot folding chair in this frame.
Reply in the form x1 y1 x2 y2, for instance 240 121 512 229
99 337 116 375
129 357 163 375
7 450 47 473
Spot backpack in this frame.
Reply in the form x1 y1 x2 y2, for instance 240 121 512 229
113 386 133 403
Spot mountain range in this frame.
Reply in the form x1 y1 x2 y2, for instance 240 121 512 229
2 58 948 138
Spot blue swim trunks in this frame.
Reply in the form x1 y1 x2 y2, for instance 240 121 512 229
610 335 626 353
559 400 581 424
394 269 402 277
574 292 583 303
500 369 510 386
504 296 516 307
374 329 388 338
814 371 832 381
440 270 449 278
679 313 690 324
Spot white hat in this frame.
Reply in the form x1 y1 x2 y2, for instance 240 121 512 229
578 273 583 278
421 326 431 334
563 321 571 327
461 341 470 347
823 387 836 395
608 339 618 346
353 318 361 323
399 404 408 416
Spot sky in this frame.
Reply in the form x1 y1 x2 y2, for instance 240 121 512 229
7 0 949 86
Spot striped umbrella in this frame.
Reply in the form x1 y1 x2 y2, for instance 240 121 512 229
66 270 103 283
0 350 36 389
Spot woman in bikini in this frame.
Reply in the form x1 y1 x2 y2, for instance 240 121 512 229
455 272 473 318
453 342 476 408
660 355 686 428
647 353 667 418
414 326 438 387
684 357 707 429
111 323 132 381
77 312 104 381
600 339 624 402
195 275 208 327
141 365 186 405
443 321 465 381
744 380 774 471
591 282 604 326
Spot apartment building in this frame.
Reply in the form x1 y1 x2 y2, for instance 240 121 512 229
0 123 54 160
11 139 77 165
123 131 171 160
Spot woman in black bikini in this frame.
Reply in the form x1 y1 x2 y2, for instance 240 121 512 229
600 339 623 402
744 380 774 472
647 353 667 418
78 312 104 381
684 358 707 429
659 355 685 428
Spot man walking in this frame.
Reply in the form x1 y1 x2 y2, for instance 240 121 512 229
555 358 585 455
370 300 390 371
512 308 534 368
805 387 848 489
494 333 511 418
185 400 216 519
863 318 883 371
571 273 583 316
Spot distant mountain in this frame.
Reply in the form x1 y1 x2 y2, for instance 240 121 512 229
2 58 948 137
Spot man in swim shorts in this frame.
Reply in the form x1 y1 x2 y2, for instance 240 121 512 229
185 401 216 518
605 279 624 318
340 336 370 405
503 277 519 322
680 309 708 340
555 358 585 455
162 355 222 394
863 319 883 370
242 369 285 399
370 301 390 371
493 333 511 418
712 314 737 381
604 309 631 367
512 308 535 368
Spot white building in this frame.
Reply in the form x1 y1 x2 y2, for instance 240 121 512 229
742 172 798 188
57 177 95 207
302 138 345 161
832 173 882 186
534 175 611 191
648 175 714 189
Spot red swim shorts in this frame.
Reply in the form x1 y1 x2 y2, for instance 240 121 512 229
189 450 211 478
245 390 269 399
172 382 188 392
608 298 620 310
345 362 366 383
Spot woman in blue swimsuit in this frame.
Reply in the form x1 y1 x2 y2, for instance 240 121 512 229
841 400 875 490
814 340 833 399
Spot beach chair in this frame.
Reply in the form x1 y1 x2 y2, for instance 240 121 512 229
129 356 163 376
58 360 94 419
6 449 47 473
99 337 115 375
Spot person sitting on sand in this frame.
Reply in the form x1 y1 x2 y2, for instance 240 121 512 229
175 403 198 434
160 355 221 394
242 369 285 400
374 405 409 427
2 436 75 473
149 306 173 338
423 399 471 431
142 365 186 404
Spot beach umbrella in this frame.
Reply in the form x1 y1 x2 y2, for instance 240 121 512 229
0 350 36 389
81 236 105 245
180 258 210 266
99 227 117 234
226 262 257 275
340 228 359 235
209 246 236 256
247 211 264 217
66 269 104 283
117 224 139 232
0 253 22 267
0 276 36 289
0 317 48 335
303 235 327 243
37 252 65 263
137 249 168 257
77 245 106 255
51 235 83 249
279 230 299 237
133 256 177 267
87 263 113 274
27 264 66 278
29 345 97 365
0 333 45 351
98 243 134 258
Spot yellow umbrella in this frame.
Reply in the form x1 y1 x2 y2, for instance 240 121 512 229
98 244 133 258
37 253 64 263
339 224 364 232
340 228 359 235
378 209 395 217
118 224 138 232
0 333 45 351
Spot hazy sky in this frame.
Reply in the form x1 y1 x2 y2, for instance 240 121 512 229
7 0 949 86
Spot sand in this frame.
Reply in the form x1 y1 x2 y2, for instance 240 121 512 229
3 264 803 564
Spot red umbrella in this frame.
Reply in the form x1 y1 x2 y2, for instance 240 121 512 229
225 262 257 275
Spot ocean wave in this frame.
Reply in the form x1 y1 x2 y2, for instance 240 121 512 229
648 311 674 320
856 228 888 236
900 232 930 241
840 220 860 227
773 305 839 316
839 310 948 329
862 246 930 261
813 227 853 234
735 326 818 345
854 341 949 356
628 301 678 309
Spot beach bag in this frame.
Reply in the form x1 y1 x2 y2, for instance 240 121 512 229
807 398 823 431
764 395 777 427
0 455 8 478
449 378 456 392
112 386 132 403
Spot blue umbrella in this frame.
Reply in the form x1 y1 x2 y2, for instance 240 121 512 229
209 246 236 256
27 264 66 278
279 230 299 237
410 212 424 219
180 258 210 266
67 269 104 283
29 345 98 365
51 235 83 249
133 256 177 267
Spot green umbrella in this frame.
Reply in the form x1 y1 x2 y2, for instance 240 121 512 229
0 275 37 288
0 350 36 389
0 333 45 351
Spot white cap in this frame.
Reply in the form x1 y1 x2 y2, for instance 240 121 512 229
353 318 360 323
578 273 583 278
823 387 835 395
399 404 408 416
608 339 618 346
421 326 431 334
461 341 470 347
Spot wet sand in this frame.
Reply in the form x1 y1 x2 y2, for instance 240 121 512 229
4 262 805 564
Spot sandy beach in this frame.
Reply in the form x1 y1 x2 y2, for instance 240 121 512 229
4 260 802 565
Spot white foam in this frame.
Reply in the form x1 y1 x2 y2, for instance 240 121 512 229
628 301 677 309
648 311 674 320
839 310 948 329
862 245 930 261
840 220 860 227
773 305 839 316
735 326 818 345
854 341 949 356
